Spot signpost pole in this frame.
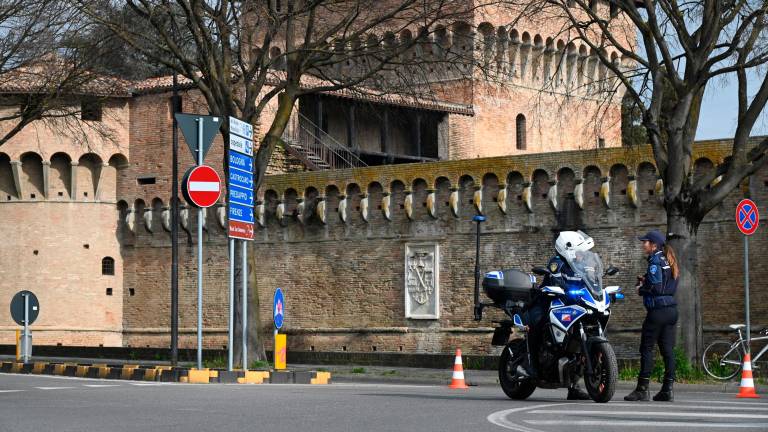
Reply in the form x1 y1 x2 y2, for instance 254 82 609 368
22 293 29 363
744 235 750 355
242 241 248 369
228 239 235 371
170 73 180 367
196 118 204 371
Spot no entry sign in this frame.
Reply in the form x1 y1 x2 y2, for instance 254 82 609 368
736 199 759 236
182 165 222 208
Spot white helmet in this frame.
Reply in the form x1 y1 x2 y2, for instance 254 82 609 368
555 230 595 262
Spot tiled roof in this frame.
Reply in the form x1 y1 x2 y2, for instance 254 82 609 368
132 73 474 115
0 58 474 115
0 60 133 97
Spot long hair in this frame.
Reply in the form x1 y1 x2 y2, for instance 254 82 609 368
663 244 680 280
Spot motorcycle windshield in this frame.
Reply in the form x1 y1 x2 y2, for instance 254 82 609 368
564 250 604 300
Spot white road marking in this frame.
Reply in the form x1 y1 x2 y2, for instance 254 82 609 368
605 402 768 411
35 386 75 390
129 382 167 386
489 401 768 431
0 390 23 393
677 399 768 406
82 384 120 388
524 420 768 429
488 402 574 432
527 409 768 419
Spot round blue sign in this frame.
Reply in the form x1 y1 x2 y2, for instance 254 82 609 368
273 288 284 329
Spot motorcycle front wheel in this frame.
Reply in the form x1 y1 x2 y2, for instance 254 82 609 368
498 340 536 400
584 342 617 403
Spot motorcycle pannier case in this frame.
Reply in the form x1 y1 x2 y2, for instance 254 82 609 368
482 269 534 304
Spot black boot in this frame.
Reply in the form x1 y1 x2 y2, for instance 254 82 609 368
624 377 650 401
567 383 591 400
653 379 674 402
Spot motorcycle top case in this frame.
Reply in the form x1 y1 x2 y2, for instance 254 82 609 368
482 269 535 304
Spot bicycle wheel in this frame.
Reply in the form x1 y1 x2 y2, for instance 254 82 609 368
702 341 742 380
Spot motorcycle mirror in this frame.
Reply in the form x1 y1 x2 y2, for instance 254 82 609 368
531 266 550 276
605 266 620 276
513 314 524 327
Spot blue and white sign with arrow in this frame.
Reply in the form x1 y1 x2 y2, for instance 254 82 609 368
229 185 254 207
227 116 255 241
229 202 255 224
273 288 284 330
228 167 254 191
229 151 253 172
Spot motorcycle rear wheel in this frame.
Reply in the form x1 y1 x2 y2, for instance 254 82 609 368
498 340 536 400
584 342 617 403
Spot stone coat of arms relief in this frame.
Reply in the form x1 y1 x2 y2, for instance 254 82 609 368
404 243 439 319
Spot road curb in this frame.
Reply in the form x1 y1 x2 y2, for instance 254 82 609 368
0 361 331 385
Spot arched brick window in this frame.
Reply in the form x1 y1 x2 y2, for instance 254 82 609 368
515 114 527 150
102 256 115 276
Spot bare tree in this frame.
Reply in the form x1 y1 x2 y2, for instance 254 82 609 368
0 0 124 148
79 0 502 363
511 0 768 360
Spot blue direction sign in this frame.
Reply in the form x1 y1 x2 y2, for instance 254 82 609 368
229 202 254 224
229 151 253 172
273 288 284 329
228 116 255 241
229 185 254 207
229 116 253 141
229 168 254 190
230 134 253 157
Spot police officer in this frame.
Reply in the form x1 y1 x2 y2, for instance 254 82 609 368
624 230 679 402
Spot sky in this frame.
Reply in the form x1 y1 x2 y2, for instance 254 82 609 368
697 74 768 140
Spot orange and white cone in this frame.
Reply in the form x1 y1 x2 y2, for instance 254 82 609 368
448 349 469 389
736 353 760 399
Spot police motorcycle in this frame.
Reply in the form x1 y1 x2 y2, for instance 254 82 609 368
471 216 624 403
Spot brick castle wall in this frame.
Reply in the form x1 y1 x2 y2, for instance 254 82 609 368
120 139 767 357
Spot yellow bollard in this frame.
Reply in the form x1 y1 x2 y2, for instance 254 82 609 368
275 334 287 370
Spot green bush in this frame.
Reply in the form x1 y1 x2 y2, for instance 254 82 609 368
249 360 271 370
351 367 367 374
621 347 710 383
203 356 227 369
619 366 639 381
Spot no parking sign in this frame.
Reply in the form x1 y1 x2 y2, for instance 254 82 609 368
736 199 759 235
736 199 759 356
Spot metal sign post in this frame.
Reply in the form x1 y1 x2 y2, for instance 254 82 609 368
736 199 759 355
196 118 204 370
227 117 254 370
176 114 222 371
228 239 235 371
10 290 39 363
23 293 29 362
242 242 248 369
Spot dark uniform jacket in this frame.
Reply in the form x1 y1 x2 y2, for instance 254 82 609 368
639 250 677 309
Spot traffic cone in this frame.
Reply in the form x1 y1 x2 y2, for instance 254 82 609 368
736 353 760 399
448 349 469 389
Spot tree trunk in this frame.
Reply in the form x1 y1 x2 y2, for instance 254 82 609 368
247 240 266 363
666 212 703 363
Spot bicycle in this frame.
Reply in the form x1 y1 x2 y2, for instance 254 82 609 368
702 324 768 380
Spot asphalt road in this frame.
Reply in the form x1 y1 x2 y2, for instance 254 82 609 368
0 373 765 432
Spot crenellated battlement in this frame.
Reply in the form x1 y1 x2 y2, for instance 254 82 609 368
252 140 733 226
109 138 757 241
